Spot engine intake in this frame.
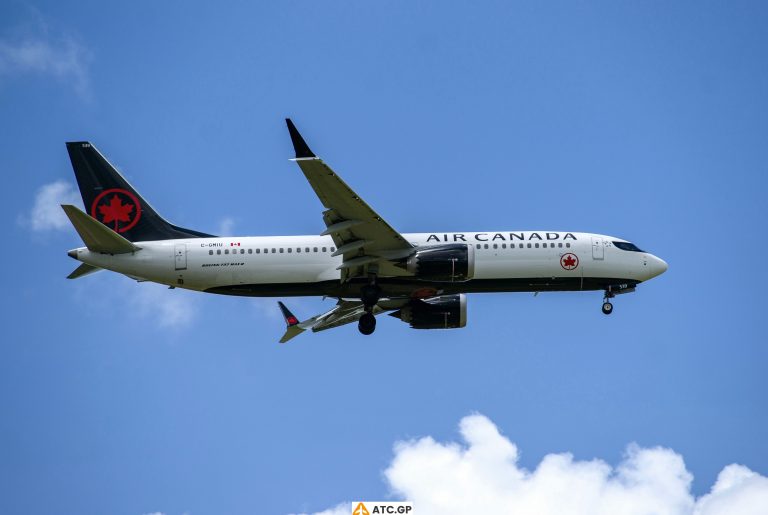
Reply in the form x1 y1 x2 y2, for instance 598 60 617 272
405 244 474 282
390 294 467 329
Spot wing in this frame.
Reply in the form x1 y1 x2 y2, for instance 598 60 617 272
286 119 413 282
278 300 388 343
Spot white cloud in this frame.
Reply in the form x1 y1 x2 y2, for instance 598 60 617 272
70 273 199 331
0 21 92 98
303 414 768 515
695 465 768 515
129 282 198 329
217 217 235 236
289 504 352 515
252 297 283 321
25 180 82 231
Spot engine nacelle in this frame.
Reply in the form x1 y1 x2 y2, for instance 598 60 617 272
405 244 475 282
390 294 467 329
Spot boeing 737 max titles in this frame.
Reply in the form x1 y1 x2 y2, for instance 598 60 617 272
62 119 668 342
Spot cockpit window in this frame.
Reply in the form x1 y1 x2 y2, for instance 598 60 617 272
613 241 644 252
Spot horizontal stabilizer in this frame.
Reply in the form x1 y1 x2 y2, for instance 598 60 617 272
61 204 141 254
66 263 102 279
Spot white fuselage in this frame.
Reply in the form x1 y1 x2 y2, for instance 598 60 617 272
69 231 668 297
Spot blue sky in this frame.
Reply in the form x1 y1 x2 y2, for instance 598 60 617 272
1 1 767 514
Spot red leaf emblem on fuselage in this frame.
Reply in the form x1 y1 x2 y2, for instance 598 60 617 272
90 188 141 233
560 253 579 270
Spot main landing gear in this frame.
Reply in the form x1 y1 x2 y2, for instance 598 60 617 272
358 277 381 335
358 312 376 335
602 288 615 315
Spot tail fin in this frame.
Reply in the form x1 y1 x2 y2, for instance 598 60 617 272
66 142 214 242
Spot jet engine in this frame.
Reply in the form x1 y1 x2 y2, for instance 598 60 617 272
404 244 475 282
390 294 467 329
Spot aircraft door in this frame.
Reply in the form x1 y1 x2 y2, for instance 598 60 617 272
174 244 187 270
592 237 604 260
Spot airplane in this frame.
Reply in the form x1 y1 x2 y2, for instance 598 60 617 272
62 119 668 342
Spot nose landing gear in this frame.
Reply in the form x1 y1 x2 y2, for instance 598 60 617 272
602 287 615 315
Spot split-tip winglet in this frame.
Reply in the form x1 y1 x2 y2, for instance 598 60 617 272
278 301 300 327
277 301 305 344
285 118 316 159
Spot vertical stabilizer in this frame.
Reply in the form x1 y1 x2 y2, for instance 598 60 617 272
66 142 213 242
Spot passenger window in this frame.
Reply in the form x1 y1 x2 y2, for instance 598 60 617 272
255 249 260 254
322 247 327 252
493 244 498 249
297 248 301 253
527 243 532 248
566 243 571 248
331 247 336 252
209 250 213 255
287 248 292 253
476 244 481 249
272 248 276 253
484 244 489 249
248 249 252 254
241 249 245 254
558 243 563 248
502 244 506 249
314 247 318 252
306 247 310 252
225 249 229 254
217 249 221 255
534 243 539 248
280 248 284 253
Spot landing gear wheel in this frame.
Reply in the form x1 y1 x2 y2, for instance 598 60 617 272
358 312 376 335
602 302 613 315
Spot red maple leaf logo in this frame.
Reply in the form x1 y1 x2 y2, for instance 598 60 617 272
98 194 135 231
561 254 578 270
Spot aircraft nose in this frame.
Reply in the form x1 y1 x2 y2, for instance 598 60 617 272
646 255 668 279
